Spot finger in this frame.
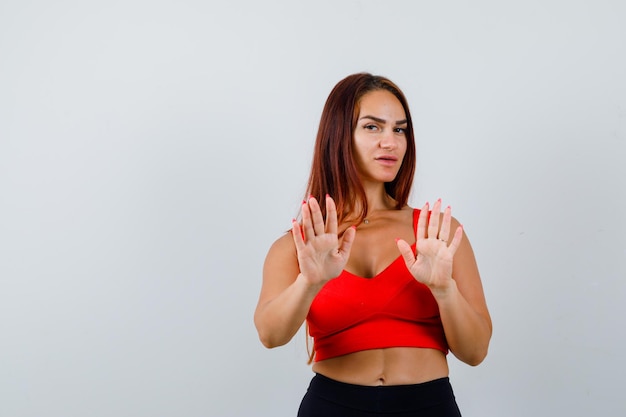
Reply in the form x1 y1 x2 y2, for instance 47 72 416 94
308 196 326 236
416 202 429 240
396 238 417 268
438 205 452 244
427 199 442 239
325 194 338 235
301 200 314 240
291 218 305 252
447 225 464 255
338 225 356 259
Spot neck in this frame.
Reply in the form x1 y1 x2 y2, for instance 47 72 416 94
356 183 397 218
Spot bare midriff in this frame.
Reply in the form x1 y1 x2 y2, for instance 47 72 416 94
311 347 449 386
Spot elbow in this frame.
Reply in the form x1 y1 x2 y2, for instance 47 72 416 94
455 350 488 367
259 337 274 349
254 316 287 349
465 349 488 367
467 337 491 366
463 324 492 366
257 331 289 349
258 332 280 349
452 341 490 366
255 320 275 349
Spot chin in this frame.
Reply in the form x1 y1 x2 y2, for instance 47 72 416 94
381 172 401 183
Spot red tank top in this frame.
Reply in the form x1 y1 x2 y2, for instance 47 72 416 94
306 209 448 362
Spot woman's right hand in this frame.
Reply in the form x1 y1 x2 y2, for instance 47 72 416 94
291 195 356 286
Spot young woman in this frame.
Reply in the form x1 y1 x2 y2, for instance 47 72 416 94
254 73 492 416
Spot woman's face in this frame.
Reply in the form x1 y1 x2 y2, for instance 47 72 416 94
352 89 408 185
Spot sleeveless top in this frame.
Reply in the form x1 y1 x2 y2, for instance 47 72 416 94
306 209 448 362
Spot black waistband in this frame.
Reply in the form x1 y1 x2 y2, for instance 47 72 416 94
306 373 457 413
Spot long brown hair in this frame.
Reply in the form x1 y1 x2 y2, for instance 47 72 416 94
304 73 416 364
305 73 416 225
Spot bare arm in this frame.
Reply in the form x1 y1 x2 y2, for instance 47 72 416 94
254 236 322 348
434 218 491 366
397 200 492 366
254 196 356 348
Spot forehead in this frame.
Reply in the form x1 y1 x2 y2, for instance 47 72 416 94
357 89 406 118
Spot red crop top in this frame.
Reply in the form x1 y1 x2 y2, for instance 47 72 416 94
306 209 448 362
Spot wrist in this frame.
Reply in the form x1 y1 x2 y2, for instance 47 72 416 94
429 277 458 302
295 273 326 294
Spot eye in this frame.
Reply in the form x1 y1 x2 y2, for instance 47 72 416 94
394 127 407 134
364 124 379 131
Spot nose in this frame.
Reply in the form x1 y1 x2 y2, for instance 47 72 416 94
380 130 396 150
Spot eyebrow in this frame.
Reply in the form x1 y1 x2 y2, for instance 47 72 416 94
359 115 408 125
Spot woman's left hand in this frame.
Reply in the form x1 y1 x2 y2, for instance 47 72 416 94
396 199 463 294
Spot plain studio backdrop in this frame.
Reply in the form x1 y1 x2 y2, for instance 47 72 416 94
1 1 625 416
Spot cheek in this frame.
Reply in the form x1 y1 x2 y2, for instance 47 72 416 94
352 136 369 158
399 138 408 157
354 148 368 168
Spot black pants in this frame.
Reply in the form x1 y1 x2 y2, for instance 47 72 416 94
297 374 462 417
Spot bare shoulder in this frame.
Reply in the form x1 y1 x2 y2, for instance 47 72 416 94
449 214 478 274
259 231 301 297
450 215 492 329
264 231 298 271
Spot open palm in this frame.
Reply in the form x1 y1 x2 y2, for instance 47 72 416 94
291 195 355 286
396 200 463 291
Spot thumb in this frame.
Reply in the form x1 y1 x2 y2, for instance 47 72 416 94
396 238 416 267
338 226 356 258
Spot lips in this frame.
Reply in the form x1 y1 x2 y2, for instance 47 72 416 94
374 154 398 164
